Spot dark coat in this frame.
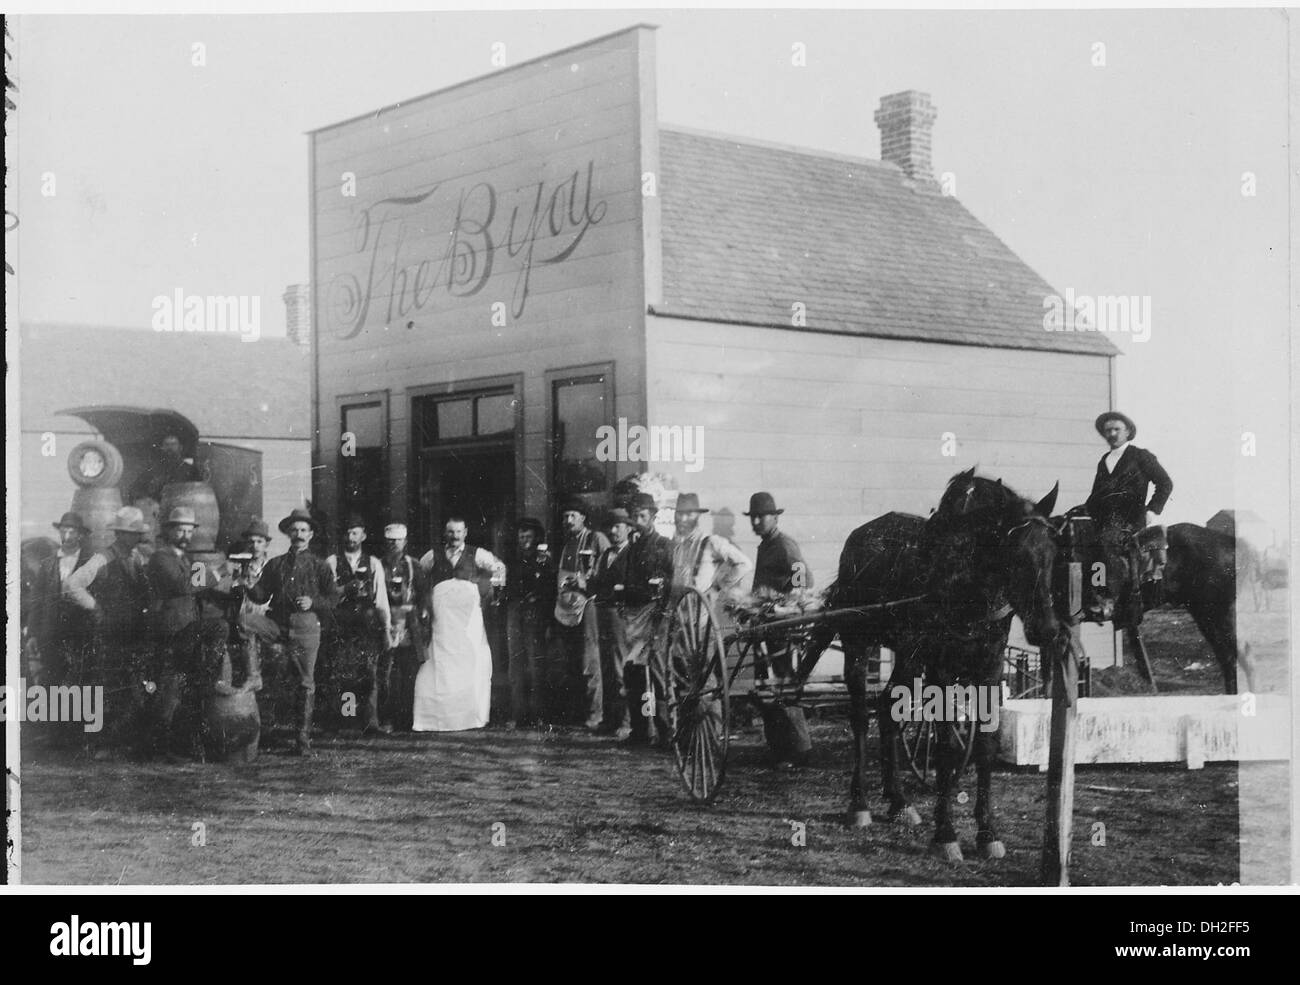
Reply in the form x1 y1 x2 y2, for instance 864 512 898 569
28 546 96 649
244 549 342 628
146 546 199 638
1086 445 1173 530
754 530 812 594
589 541 632 605
621 529 674 607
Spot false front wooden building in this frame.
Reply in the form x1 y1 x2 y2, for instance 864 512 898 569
309 25 1118 589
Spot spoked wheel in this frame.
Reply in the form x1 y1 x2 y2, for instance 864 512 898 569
665 587 730 804
897 678 979 789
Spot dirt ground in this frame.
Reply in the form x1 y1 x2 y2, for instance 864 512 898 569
17 608 1291 887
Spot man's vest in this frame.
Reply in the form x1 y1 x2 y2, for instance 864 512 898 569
334 552 379 610
428 546 490 604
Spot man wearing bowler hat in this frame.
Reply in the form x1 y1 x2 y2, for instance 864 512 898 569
1084 411 1173 632
745 492 812 682
619 492 674 746
27 511 97 689
240 507 341 757
589 507 634 736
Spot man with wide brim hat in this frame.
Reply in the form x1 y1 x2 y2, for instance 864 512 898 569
670 492 751 602
241 506 341 756
672 492 709 515
1094 411 1137 442
555 494 612 731
1082 410 1173 672
278 507 320 536
53 511 91 535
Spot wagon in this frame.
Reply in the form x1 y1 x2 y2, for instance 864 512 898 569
661 586 989 804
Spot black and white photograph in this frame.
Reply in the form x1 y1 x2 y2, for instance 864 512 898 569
4 3 1296 892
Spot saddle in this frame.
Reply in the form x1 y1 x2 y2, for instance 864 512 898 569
1060 515 1167 623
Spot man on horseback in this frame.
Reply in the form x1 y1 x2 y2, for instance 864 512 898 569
1084 411 1173 631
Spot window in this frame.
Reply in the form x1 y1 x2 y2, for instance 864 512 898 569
339 394 389 537
551 370 614 496
415 391 516 444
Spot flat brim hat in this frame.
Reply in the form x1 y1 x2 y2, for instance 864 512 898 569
109 506 149 534
559 495 590 517
673 493 709 514
53 511 90 534
629 492 658 513
1095 411 1136 440
743 492 784 516
240 519 271 540
342 513 368 532
278 507 320 535
607 508 632 526
162 506 198 528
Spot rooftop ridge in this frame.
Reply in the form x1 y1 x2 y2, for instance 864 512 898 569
659 123 904 176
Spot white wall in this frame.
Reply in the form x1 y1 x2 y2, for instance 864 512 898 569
645 316 1113 588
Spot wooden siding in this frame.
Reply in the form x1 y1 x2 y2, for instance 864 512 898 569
311 27 657 535
645 316 1113 588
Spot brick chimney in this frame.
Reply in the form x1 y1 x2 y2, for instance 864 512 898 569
874 91 937 182
283 284 311 347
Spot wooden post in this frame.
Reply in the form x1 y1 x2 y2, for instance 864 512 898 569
1040 561 1082 886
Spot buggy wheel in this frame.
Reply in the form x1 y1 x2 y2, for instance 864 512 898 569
898 683 979 788
666 588 730 804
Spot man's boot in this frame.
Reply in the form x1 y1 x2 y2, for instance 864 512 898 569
294 688 317 758
622 664 650 746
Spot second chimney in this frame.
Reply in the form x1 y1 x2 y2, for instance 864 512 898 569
874 91 937 182
283 283 312 347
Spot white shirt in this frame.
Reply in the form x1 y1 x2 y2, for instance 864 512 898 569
418 546 506 585
1104 441 1130 473
327 551 392 632
57 549 81 584
671 530 753 599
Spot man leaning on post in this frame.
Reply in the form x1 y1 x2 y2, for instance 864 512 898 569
239 508 341 757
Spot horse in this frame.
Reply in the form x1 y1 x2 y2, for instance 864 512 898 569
803 472 1065 862
1155 523 1255 693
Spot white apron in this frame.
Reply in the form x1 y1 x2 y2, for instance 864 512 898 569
412 579 492 731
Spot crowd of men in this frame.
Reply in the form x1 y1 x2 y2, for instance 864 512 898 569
22 487 810 759
22 408 1169 763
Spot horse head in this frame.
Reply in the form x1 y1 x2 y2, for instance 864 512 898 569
925 472 1070 651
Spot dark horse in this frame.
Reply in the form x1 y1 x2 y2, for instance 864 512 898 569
805 471 1066 861
1138 523 1255 694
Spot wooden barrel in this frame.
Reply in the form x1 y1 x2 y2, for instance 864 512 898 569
70 485 123 552
160 481 221 552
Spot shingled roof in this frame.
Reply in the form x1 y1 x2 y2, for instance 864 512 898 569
654 127 1118 356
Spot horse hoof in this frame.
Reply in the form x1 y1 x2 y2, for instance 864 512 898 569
931 841 964 863
978 839 1006 860
848 810 873 828
892 806 922 827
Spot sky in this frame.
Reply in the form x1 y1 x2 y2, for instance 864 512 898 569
10 7 1294 538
